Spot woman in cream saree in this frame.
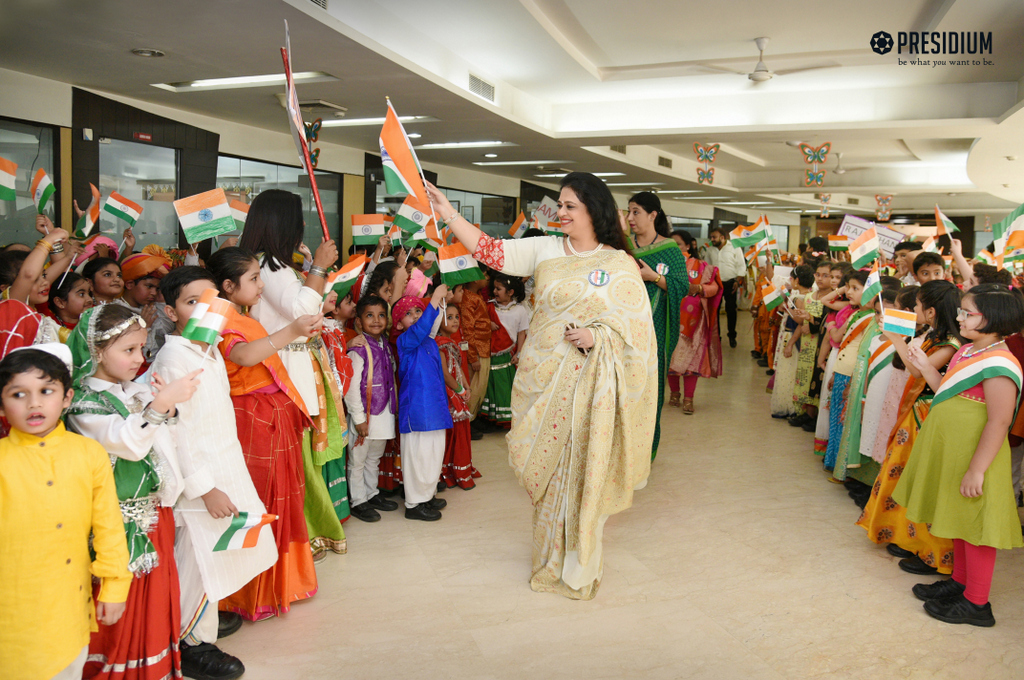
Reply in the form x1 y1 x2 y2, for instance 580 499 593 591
426 173 658 600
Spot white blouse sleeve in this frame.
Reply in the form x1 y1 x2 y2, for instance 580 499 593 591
67 388 161 463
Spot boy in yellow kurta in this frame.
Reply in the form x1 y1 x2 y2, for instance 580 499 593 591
0 345 131 680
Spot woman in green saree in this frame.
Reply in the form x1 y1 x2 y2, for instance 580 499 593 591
627 192 689 461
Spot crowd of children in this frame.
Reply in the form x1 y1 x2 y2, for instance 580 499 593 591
752 234 1024 628
0 200 540 680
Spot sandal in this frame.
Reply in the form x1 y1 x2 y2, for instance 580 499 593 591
682 398 694 415
669 392 681 407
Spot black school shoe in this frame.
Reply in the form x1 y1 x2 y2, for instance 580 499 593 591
924 593 996 627
886 543 916 559
405 502 442 521
180 642 245 680
427 497 447 510
217 612 242 640
367 494 398 511
899 555 939 575
350 502 381 523
913 578 965 602
756 357 769 367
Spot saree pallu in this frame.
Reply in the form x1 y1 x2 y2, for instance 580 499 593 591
84 508 180 680
301 342 349 555
669 258 723 379
831 324 881 483
634 240 689 461
856 341 956 573
509 251 657 600
793 297 824 408
222 391 318 620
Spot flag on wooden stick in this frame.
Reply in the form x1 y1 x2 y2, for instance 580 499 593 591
103 192 143 227
212 512 277 552
934 205 959 235
182 288 233 346
850 228 880 269
75 183 102 239
229 200 249 230
438 242 484 287
30 168 54 214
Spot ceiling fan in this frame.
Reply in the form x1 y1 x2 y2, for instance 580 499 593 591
833 153 867 175
697 37 841 84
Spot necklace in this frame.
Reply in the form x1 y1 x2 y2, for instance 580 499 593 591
566 237 603 258
962 339 1005 359
633 232 657 249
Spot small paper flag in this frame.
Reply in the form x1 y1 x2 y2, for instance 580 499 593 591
882 308 917 337
181 288 232 345
174 188 235 244
30 168 54 214
212 512 277 552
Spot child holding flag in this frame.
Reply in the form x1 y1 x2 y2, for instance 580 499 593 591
789 259 833 430
343 294 400 522
857 280 963 576
436 299 480 489
206 247 323 619
811 263 854 455
393 288 453 521
64 304 201 680
153 266 278 677
893 284 1024 626
771 265 813 418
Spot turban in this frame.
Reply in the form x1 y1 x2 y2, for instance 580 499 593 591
73 235 120 267
121 253 171 283
391 295 426 329
404 268 430 298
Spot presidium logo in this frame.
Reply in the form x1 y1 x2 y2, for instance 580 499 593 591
870 30 994 65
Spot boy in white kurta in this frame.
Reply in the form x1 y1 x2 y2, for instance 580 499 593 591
153 267 277 675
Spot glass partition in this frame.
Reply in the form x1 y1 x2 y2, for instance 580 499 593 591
374 182 516 239
0 119 56 247
99 139 178 250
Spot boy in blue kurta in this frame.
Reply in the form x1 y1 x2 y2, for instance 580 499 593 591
393 287 453 521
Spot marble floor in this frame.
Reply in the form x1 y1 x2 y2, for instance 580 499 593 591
219 317 1024 679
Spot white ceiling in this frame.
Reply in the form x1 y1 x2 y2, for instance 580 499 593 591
0 0 1022 217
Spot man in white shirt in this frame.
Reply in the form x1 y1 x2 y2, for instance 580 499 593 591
706 226 747 348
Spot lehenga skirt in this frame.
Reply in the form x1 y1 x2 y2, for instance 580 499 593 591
221 391 318 620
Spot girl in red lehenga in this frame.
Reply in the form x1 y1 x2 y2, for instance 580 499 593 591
436 302 481 489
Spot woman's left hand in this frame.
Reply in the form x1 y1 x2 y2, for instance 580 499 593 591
637 259 658 282
960 469 985 498
564 325 594 350
424 181 457 222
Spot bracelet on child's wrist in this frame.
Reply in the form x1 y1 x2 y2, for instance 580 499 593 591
142 406 170 426
308 265 328 279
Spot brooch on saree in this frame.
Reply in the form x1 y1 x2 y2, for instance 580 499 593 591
588 270 610 287
656 263 669 275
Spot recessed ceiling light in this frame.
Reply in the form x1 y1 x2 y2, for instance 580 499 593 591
605 182 666 187
152 71 337 92
656 190 702 194
716 201 771 205
132 48 165 58
678 196 730 200
483 153 498 158
534 172 624 178
406 133 421 139
319 115 436 127
416 141 508 149
473 160 573 166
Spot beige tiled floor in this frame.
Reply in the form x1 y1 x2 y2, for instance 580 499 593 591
219 318 1024 679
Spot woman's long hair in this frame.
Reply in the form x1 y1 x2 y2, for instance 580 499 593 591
628 191 671 237
238 189 304 273
675 231 699 260
560 172 631 253
919 279 964 346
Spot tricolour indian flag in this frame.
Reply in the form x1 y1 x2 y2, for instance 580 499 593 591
882 308 917 337
229 200 249 230
212 512 277 552
351 214 387 246
438 242 484 287
849 227 880 269
761 283 783 312
174 188 235 244
30 168 54 214
828 234 849 251
393 195 432 235
324 254 369 300
934 205 959 235
921 236 939 254
544 220 563 236
0 157 16 201
976 249 996 266
379 100 428 205
386 218 403 248
103 191 143 227
75 183 102 239
182 288 233 345
731 221 768 249
508 211 527 239
861 262 882 304
1006 247 1024 264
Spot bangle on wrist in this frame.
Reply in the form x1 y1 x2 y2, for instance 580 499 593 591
142 406 170 427
445 212 460 227
35 239 53 253
267 335 279 350
308 265 328 279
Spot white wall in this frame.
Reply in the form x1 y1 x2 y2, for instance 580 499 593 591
0 68 73 127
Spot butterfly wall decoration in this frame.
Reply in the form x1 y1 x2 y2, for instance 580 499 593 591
875 194 893 222
305 118 323 169
799 142 831 187
820 193 831 218
694 143 720 184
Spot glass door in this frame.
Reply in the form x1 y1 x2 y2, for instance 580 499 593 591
99 139 178 250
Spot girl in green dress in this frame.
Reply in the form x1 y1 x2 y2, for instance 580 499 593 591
626 192 689 461
895 284 1024 627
